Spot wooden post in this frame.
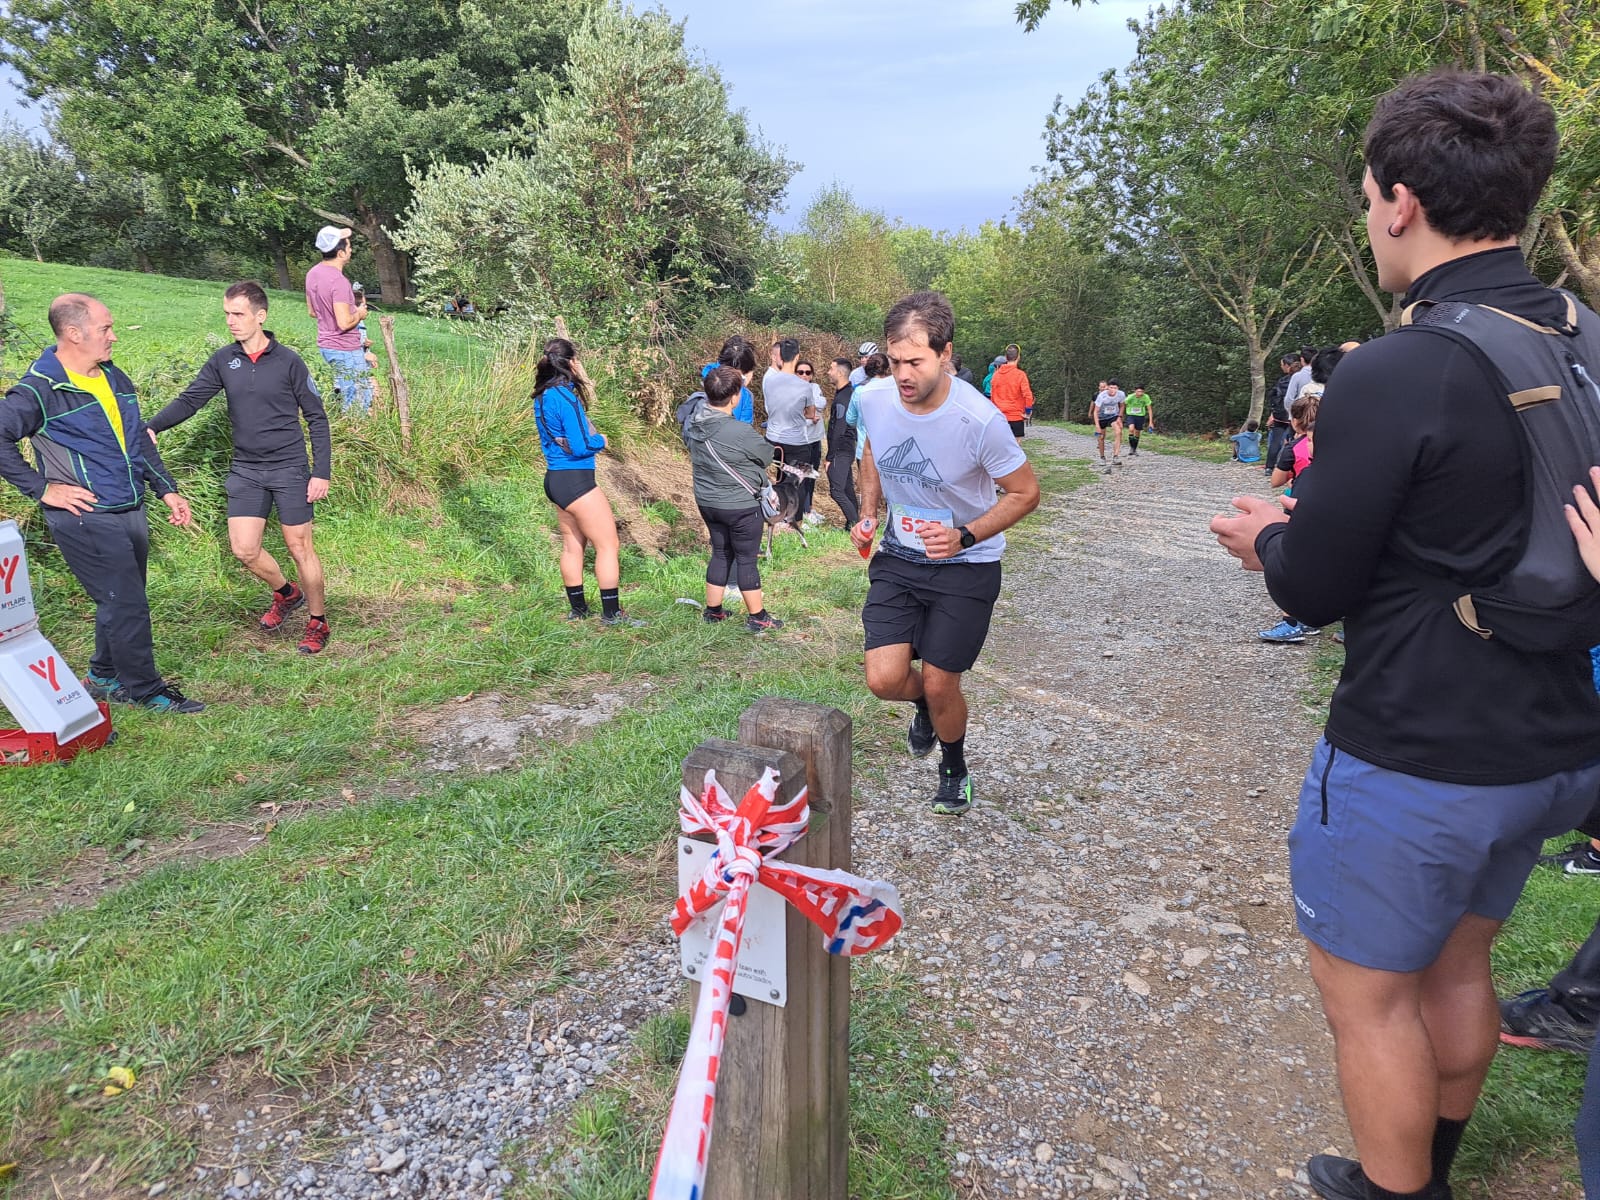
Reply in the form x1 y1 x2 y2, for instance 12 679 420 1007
376 315 413 451
680 698 853 1200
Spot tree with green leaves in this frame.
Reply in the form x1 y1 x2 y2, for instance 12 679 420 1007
792 184 906 309
1043 2 1339 422
399 4 792 373
1 0 574 299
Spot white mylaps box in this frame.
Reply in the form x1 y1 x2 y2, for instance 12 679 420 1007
0 629 105 741
0 520 37 642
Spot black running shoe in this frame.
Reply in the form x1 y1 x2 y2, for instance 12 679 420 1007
113 684 206 714
1307 1154 1452 1200
907 706 936 758
1539 840 1600 874
1499 988 1596 1053
702 607 729 624
930 772 973 816
746 612 784 633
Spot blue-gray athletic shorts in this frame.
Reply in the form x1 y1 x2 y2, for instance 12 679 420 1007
1288 738 1600 972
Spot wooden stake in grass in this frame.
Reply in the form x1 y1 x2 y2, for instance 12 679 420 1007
377 315 413 452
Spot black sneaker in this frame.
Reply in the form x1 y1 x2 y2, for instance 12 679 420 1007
1499 988 1596 1053
113 684 206 714
1307 1154 1452 1200
746 612 783 633
1540 840 1600 874
702 607 729 624
930 772 973 815
907 706 936 758
83 671 121 701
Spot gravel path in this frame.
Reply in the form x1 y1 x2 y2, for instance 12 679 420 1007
183 427 1346 1200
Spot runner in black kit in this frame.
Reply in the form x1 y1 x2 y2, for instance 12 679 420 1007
851 292 1041 815
149 281 334 654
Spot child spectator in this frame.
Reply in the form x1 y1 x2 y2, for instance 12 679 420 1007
1229 419 1262 463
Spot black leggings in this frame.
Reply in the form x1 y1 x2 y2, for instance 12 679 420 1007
700 503 764 591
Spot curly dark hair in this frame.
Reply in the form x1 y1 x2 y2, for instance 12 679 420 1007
1364 70 1558 241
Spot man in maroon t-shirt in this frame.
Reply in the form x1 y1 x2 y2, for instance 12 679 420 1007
304 226 373 413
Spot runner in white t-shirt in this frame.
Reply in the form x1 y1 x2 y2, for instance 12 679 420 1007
851 291 1041 815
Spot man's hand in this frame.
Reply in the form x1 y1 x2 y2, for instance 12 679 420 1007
363 351 378 369
41 482 97 514
307 477 330 504
803 404 820 422
850 517 876 553
1566 467 1600 584
917 520 962 560
355 302 369 321
147 427 159 446
160 492 193 528
1209 494 1290 572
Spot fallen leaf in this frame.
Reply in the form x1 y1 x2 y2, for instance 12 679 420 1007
401 947 417 961
341 788 356 802
233 773 248 784
102 1085 125 1097
454 693 475 703
256 802 279 813
263 821 277 835
0 1162 16 1178
121 801 135 814
106 1066 136 1090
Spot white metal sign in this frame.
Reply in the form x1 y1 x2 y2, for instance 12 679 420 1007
677 837 789 1007
0 520 38 643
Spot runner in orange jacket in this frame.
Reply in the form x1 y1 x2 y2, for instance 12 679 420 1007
988 345 1033 442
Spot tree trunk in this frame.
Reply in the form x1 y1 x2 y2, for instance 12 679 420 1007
135 249 155 273
1546 214 1600 311
1243 321 1267 425
355 205 410 304
266 229 292 291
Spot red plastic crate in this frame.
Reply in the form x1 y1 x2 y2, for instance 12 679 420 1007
0 701 113 765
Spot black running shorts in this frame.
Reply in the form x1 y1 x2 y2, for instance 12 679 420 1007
862 553 1003 673
226 465 315 526
543 468 597 510
1125 414 1148 431
1007 420 1026 438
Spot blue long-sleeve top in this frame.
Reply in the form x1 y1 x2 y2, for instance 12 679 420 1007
700 362 753 424
534 383 607 470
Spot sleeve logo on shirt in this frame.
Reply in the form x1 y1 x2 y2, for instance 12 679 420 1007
876 436 944 486
227 358 242 370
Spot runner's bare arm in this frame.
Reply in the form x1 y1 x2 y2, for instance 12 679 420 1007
851 441 883 551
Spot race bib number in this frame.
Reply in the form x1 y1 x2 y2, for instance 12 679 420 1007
890 503 955 555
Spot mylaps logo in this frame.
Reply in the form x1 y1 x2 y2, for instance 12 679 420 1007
28 655 60 691
0 555 18 595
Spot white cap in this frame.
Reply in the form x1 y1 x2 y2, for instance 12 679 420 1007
315 225 352 253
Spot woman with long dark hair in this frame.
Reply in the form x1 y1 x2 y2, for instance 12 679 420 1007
532 338 636 625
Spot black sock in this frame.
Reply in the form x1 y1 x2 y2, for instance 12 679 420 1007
308 613 326 623
913 696 930 721
600 588 621 619
1430 1116 1468 1185
705 603 724 615
1361 1169 1432 1200
565 584 588 614
939 736 967 778
748 609 766 620
275 581 296 598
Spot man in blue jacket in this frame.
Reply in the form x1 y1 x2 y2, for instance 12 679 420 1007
0 294 204 713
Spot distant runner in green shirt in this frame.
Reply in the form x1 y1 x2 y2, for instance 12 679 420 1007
1124 386 1155 456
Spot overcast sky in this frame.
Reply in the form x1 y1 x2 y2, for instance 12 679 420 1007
0 0 1143 233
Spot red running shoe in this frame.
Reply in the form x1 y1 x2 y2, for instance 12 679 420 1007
260 583 305 631
297 617 331 655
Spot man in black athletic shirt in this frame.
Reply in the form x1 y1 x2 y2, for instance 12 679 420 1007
150 281 333 654
1212 72 1600 1200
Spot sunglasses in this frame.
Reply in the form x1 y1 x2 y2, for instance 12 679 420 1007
796 369 813 377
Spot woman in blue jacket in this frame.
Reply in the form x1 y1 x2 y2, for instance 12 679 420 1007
533 338 634 624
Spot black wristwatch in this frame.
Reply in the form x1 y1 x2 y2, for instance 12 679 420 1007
958 525 977 549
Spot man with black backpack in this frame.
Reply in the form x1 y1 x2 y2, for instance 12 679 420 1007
1212 71 1600 1200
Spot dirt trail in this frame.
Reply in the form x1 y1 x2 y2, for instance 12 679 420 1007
852 426 1347 1196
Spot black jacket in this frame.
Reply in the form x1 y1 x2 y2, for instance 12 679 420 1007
0 346 178 511
826 382 856 459
149 335 331 478
1256 247 1600 783
1266 373 1292 425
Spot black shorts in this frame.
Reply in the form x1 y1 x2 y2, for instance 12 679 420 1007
226 465 314 526
544 469 597 510
1008 420 1026 438
1125 414 1148 431
862 553 1003 673
1094 414 1121 430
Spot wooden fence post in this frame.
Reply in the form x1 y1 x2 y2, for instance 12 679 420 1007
376 315 413 451
679 698 853 1200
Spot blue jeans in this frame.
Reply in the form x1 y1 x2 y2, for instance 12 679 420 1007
1266 421 1289 473
321 348 374 413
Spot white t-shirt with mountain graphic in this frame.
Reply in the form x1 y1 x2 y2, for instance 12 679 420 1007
859 376 1027 565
